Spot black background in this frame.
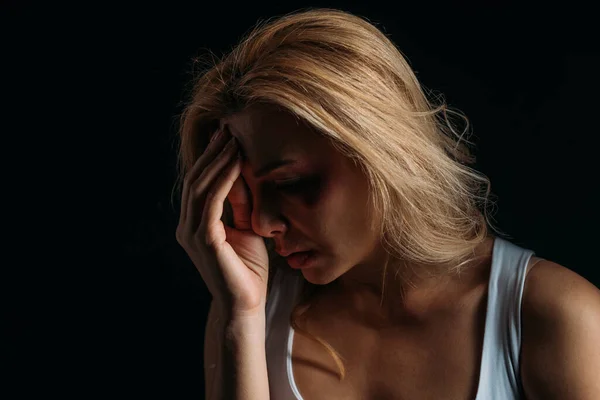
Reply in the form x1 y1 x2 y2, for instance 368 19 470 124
4 1 598 397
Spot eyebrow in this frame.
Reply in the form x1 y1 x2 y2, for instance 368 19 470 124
253 159 297 178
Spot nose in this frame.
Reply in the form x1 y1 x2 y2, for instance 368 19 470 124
250 192 287 238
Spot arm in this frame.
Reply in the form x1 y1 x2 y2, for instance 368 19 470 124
204 301 270 400
521 260 600 400
204 301 224 399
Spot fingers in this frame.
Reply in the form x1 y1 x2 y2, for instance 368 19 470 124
187 137 239 235
201 154 243 248
227 173 253 231
179 127 228 227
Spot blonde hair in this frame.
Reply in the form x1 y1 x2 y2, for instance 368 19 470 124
173 7 505 381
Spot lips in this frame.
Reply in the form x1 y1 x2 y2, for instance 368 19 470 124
285 250 318 269
276 248 312 257
285 250 312 258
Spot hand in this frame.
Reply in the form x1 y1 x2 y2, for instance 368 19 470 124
176 127 269 318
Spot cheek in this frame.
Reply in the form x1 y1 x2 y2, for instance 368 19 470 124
322 179 370 236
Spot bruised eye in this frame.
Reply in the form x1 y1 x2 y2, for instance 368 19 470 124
273 176 322 205
273 178 306 192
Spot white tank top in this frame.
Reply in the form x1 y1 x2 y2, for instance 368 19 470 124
265 236 536 399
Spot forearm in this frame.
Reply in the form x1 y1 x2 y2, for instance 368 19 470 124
223 313 269 400
207 302 269 400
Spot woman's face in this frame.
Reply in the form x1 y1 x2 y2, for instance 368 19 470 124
221 104 386 285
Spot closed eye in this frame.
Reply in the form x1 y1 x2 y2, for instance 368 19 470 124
274 178 305 192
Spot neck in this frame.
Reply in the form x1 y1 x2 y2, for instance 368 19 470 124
330 236 495 322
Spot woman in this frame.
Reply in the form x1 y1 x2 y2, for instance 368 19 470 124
174 8 600 400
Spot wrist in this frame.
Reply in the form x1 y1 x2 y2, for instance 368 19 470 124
225 311 265 333
211 297 266 321
224 313 266 350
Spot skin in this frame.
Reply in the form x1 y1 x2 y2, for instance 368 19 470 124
219 103 600 399
221 103 384 287
221 103 493 314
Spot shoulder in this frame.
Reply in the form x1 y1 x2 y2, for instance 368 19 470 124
520 257 600 399
521 257 599 318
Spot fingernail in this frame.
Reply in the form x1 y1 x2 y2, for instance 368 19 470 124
210 129 223 143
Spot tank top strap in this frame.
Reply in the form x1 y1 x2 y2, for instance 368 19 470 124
475 236 536 399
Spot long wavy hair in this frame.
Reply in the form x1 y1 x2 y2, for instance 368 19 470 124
173 7 505 381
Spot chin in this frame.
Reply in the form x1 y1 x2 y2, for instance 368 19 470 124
301 272 333 285
299 264 342 286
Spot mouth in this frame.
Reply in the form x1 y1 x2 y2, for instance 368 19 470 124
285 250 318 269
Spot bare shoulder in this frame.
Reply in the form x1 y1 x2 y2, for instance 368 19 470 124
522 257 599 317
520 257 600 400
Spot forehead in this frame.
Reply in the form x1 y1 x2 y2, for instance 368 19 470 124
221 104 327 162
223 104 309 142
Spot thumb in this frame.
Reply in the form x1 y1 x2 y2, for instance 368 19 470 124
227 173 252 231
